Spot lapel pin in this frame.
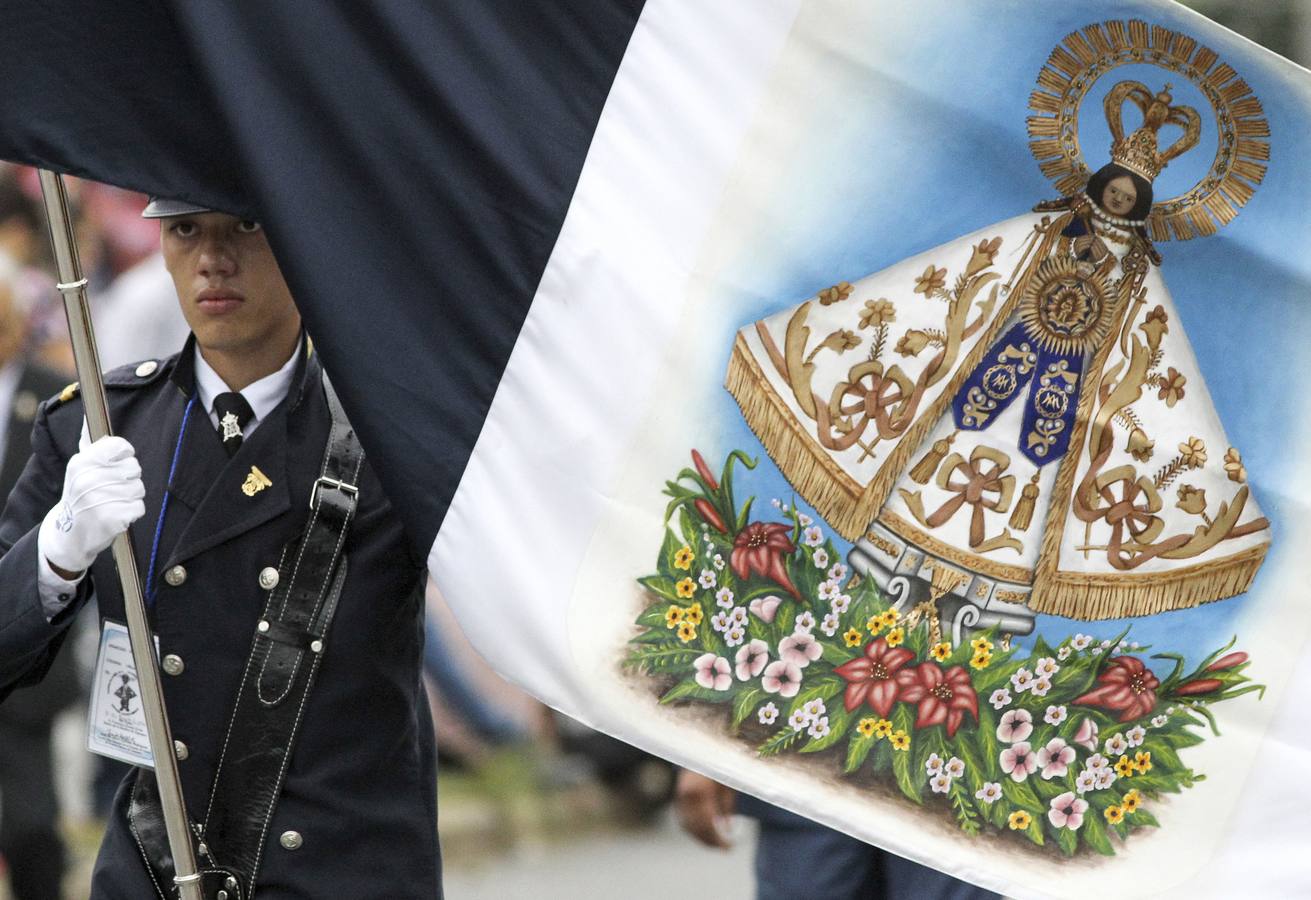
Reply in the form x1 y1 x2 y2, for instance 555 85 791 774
242 465 273 497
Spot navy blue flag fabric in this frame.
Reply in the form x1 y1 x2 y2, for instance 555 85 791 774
0 0 644 553
4 3 1311 898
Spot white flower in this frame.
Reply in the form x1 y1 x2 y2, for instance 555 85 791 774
760 660 803 698
781 504 790 512
715 587 735 609
1010 668 1034 692
803 526 824 547
770 498 781 508
778 632 823 668
1100 639 1113 650
1034 657 1060 677
945 757 965 779
827 563 848 582
794 611 816 633
1074 770 1098 795
1072 634 1092 650
1104 733 1129 756
802 698 827 720
817 580 839 601
1126 725 1147 748
820 613 841 637
929 773 953 795
724 626 746 647
1029 676 1053 697
925 752 945 776
997 708 1033 743
1073 717 1100 751
757 702 779 725
788 709 810 730
748 596 781 623
829 593 851 614
698 569 717 589
1091 647 1103 656
1094 769 1116 790
975 782 1002 804
735 640 769 681
1048 792 1088 830
693 653 732 691
1127 641 1140 651
798 513 813 527
1151 714 1169 728
729 606 749 626
1044 705 1067 726
999 742 1038 782
712 553 725 570
1085 753 1110 773
812 547 830 569
1057 645 1072 661
1037 738 1076 779
807 716 831 740
989 688 1013 710
710 611 731 633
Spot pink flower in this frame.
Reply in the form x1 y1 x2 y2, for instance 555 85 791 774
760 660 802 698
1048 792 1089 830
1072 716 1100 751
778 632 823 669
748 595 782 623
735 640 770 681
996 708 1033 743
1036 738 1076 779
693 653 732 691
999 741 1038 782
834 637 915 715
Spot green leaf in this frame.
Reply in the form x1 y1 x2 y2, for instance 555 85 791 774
1080 809 1117 856
786 676 842 720
844 731 876 773
680 506 701 549
1000 775 1043 812
1162 729 1205 750
625 645 702 674
890 706 923 804
869 738 893 774
1055 825 1079 856
731 687 766 730
822 641 858 666
659 527 683 575
757 725 805 757
659 680 734 705
802 703 853 753
1023 816 1045 846
1130 807 1160 828
637 576 681 605
628 628 675 646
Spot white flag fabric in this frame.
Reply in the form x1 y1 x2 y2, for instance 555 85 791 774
432 3 1311 897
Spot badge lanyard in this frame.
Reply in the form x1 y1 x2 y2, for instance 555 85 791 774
144 395 196 608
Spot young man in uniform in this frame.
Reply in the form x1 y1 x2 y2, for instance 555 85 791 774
0 200 441 897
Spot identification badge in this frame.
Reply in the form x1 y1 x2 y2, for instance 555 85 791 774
87 620 159 768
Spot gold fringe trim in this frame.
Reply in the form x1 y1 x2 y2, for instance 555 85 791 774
879 510 1034 585
1029 542 1269 619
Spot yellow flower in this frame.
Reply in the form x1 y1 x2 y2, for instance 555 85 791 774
913 265 948 296
1007 810 1032 830
676 622 697 643
1104 805 1125 825
1176 484 1207 515
866 616 883 636
1133 751 1153 774
1178 436 1207 469
879 609 899 628
889 730 910 751
970 636 993 654
1121 789 1142 814
858 298 897 329
673 545 694 570
873 719 893 739
817 281 853 305
1224 447 1246 484
857 717 878 738
684 602 704 626
675 577 696 599
969 650 992 670
930 642 952 662
1114 755 1135 778
843 628 864 648
665 606 685 629
885 627 905 647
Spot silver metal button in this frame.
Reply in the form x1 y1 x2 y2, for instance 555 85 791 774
164 565 187 587
162 654 185 676
174 740 189 761
258 566 279 590
309 639 323 654
279 830 303 850
257 620 270 633
217 891 228 900
135 360 158 377
225 876 239 891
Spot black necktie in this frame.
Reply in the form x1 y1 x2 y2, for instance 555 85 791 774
213 391 255 457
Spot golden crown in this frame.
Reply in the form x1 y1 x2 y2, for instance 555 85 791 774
1104 81 1201 182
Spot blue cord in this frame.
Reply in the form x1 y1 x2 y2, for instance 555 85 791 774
144 395 196 608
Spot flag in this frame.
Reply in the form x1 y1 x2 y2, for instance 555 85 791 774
1 2 1309 897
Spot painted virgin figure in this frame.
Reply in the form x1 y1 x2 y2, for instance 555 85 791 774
727 57 1272 641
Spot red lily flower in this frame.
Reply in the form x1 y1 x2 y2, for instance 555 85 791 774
1073 656 1159 722
834 638 915 715
731 522 800 599
894 662 979 737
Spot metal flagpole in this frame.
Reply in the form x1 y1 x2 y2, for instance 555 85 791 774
37 170 204 900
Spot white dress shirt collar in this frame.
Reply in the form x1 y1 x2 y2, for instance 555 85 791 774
193 342 299 437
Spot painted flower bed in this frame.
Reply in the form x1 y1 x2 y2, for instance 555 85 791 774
625 450 1263 856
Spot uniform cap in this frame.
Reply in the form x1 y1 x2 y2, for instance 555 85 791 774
141 196 212 218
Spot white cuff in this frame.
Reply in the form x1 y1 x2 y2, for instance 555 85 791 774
38 553 84 621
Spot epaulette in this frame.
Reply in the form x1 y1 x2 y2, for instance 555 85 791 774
44 358 169 413
1033 196 1075 213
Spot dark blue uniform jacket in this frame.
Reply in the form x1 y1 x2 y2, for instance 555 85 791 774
0 337 441 898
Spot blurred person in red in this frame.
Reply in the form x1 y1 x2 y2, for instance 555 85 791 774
0 249 80 900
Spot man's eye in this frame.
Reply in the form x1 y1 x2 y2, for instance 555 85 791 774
236 220 262 234
171 221 197 237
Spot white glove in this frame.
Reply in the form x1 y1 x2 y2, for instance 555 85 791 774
38 434 146 576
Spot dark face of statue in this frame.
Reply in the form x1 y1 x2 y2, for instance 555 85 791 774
1101 175 1138 217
